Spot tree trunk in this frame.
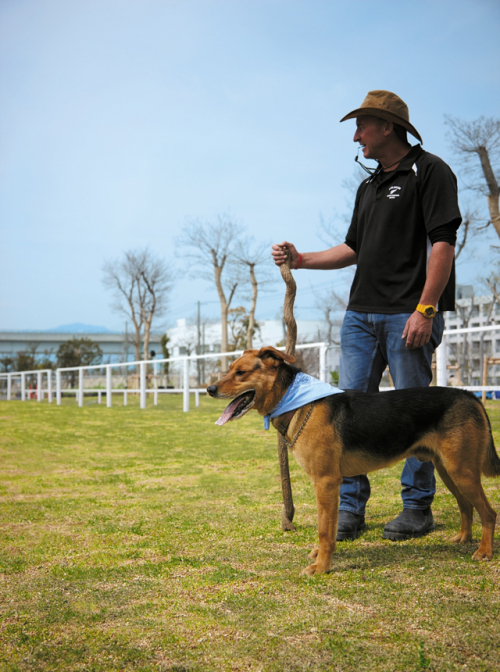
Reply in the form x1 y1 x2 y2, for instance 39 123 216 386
487 194 500 238
277 248 298 531
143 321 151 362
133 327 141 363
247 264 258 349
213 264 229 373
478 146 500 238
220 302 229 372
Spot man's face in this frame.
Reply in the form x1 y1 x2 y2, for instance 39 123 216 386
353 115 389 160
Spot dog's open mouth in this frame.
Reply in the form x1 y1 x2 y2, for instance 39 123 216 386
215 390 256 425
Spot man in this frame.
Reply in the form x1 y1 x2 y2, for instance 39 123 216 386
272 90 461 542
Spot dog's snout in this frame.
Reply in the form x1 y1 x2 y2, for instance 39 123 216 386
206 385 218 397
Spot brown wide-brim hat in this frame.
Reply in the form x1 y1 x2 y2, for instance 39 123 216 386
340 90 423 144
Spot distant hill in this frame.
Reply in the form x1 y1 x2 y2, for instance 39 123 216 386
46 323 115 334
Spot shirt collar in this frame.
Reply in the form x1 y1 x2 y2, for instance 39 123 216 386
373 144 423 183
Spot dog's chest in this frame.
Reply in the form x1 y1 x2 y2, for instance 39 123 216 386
290 443 313 474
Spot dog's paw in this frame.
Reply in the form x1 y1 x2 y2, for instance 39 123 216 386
301 563 318 576
450 532 472 544
472 547 493 561
308 547 319 560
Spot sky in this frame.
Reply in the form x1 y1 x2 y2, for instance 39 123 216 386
1 0 499 332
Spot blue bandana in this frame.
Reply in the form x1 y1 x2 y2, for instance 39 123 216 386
264 372 343 429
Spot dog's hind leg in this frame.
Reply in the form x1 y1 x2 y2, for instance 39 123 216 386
433 458 473 545
442 459 497 561
303 475 342 576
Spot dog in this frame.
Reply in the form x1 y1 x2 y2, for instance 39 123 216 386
207 346 500 575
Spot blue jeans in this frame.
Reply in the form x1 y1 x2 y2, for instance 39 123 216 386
338 311 444 515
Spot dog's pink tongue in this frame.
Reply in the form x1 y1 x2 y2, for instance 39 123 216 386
215 398 241 425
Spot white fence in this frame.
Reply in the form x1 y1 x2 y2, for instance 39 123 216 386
436 324 500 393
2 326 500 411
0 369 54 403
0 343 328 412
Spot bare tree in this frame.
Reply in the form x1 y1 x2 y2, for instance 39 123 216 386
314 287 346 344
454 204 490 260
234 237 275 349
318 167 365 248
485 261 500 306
445 115 500 238
177 214 243 372
102 249 173 362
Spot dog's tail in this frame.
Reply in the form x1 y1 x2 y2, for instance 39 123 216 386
482 407 500 477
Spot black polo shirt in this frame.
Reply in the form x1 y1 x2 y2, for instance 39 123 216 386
344 145 461 314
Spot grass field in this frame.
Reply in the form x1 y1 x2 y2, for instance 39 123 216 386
0 395 499 671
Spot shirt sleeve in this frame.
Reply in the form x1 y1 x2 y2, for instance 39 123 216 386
344 182 364 253
419 156 462 234
428 222 460 246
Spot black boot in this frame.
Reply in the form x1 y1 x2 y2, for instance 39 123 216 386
382 507 435 541
336 511 366 541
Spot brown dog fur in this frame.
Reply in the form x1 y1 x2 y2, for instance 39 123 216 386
208 346 500 575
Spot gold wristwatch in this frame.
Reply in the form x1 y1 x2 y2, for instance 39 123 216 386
416 304 437 319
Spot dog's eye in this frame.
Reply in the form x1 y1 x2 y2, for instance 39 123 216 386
235 370 246 376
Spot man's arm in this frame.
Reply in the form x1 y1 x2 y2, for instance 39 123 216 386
402 242 455 350
272 241 357 270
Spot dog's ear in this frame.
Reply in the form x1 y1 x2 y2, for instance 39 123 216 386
257 346 296 364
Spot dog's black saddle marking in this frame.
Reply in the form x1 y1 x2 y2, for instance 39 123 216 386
327 387 484 459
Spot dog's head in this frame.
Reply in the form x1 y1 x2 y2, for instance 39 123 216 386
207 346 297 424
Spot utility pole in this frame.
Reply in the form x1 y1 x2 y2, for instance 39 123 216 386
202 323 205 384
197 301 201 386
124 322 129 362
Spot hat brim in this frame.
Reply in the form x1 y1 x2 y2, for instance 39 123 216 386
340 107 423 144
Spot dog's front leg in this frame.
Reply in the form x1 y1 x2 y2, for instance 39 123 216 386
303 475 342 576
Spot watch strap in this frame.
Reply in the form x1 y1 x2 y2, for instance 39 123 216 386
416 304 437 319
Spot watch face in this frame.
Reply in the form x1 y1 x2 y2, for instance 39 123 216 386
425 307 435 317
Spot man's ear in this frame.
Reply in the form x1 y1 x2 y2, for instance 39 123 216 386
257 346 296 364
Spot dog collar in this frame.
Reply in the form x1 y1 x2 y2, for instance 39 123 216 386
272 409 298 437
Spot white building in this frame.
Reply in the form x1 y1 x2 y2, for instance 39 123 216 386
443 287 500 385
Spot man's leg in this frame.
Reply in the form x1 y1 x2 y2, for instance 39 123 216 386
373 313 444 539
337 312 387 539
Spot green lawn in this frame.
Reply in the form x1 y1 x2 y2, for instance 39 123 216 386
0 396 499 671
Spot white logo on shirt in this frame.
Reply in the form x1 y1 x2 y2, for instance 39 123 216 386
387 186 401 199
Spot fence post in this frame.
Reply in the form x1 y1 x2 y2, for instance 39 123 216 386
154 360 158 406
482 355 488 404
47 371 52 403
140 361 146 409
319 344 327 383
21 373 26 401
195 389 200 407
106 366 112 408
56 370 61 405
436 339 447 387
123 388 127 406
36 371 42 402
7 374 11 401
78 368 84 407
183 357 190 412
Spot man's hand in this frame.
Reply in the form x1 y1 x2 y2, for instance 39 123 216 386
402 311 433 350
271 241 300 268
